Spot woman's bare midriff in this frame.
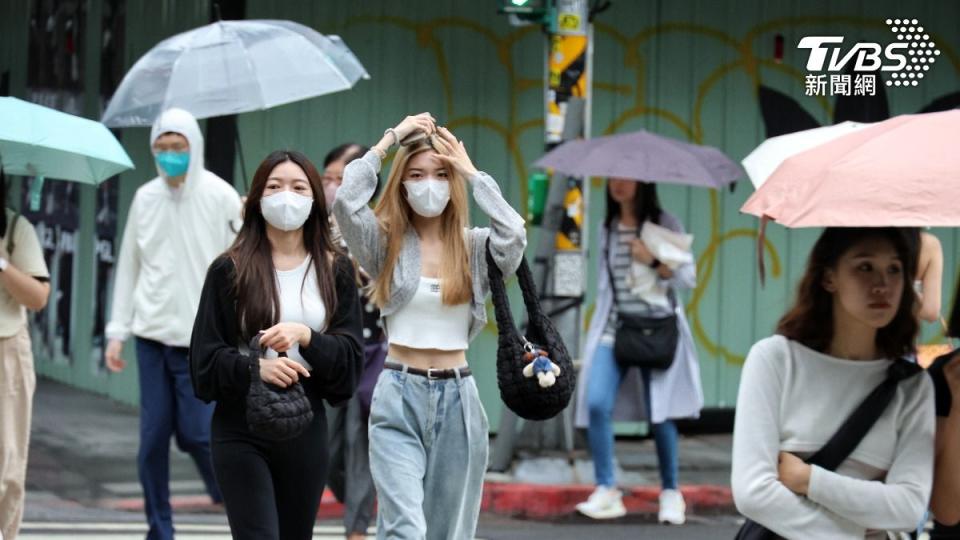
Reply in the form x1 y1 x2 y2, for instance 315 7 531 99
388 343 467 370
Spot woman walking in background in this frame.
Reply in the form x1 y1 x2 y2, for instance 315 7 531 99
574 178 703 524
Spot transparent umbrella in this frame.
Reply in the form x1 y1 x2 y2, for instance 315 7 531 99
101 19 370 127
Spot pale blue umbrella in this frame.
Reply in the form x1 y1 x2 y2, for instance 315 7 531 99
0 97 134 185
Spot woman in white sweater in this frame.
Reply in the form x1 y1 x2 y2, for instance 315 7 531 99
732 227 935 540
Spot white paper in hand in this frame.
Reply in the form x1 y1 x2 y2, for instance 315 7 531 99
625 222 694 307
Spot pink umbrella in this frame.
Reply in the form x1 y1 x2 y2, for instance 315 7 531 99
741 110 960 227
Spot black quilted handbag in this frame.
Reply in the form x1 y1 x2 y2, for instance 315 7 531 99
486 240 575 421
245 333 314 440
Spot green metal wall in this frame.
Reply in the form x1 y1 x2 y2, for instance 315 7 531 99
2 0 958 432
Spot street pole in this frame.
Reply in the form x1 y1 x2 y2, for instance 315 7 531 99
490 0 592 476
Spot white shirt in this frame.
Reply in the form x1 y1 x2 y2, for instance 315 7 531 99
105 109 242 347
731 335 934 539
261 256 326 369
385 277 470 351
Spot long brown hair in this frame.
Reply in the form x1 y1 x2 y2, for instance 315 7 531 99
370 137 472 307
228 150 341 340
776 227 920 359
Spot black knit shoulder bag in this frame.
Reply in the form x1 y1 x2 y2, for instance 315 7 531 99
486 239 575 421
245 333 314 440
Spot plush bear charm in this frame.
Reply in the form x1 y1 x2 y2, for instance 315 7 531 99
522 348 562 388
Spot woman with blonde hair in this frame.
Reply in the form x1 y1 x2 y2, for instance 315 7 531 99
333 113 526 539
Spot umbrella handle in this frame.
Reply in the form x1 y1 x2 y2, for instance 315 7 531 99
235 130 249 193
757 215 769 288
29 175 45 212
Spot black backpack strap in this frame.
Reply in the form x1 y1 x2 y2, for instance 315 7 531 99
806 352 923 471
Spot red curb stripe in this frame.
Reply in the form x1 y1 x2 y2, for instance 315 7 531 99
98 484 733 520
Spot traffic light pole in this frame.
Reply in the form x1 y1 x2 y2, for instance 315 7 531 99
490 0 593 475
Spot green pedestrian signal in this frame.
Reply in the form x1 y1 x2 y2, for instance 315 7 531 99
499 0 553 26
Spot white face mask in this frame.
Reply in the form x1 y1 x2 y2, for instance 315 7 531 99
260 191 314 231
403 179 450 218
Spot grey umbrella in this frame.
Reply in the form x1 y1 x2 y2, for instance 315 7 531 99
533 130 742 188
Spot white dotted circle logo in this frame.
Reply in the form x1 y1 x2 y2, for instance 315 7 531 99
885 18 940 87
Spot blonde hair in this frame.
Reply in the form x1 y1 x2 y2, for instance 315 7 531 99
371 137 472 307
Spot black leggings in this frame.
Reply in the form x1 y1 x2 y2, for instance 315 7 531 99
211 403 328 540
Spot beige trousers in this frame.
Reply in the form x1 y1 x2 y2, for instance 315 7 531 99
0 326 35 540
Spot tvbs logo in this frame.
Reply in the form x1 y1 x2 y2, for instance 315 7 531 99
798 18 940 91
799 36 907 72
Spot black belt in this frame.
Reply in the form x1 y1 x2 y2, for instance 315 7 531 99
384 361 472 379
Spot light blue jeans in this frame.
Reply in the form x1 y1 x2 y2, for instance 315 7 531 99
368 363 489 540
586 343 679 489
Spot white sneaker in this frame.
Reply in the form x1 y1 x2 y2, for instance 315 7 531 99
658 488 686 525
576 486 627 519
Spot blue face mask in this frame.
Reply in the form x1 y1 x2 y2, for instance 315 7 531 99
155 151 190 177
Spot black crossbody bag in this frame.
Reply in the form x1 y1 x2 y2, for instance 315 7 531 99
604 228 679 370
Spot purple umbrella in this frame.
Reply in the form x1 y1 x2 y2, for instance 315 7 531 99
533 130 742 188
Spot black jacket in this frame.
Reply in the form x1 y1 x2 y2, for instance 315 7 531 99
189 253 364 408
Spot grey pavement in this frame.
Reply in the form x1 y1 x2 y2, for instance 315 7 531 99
24 377 736 537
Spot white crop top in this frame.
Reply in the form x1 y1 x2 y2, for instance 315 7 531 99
385 277 470 350
262 256 327 370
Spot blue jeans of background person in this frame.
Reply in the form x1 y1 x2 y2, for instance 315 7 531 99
136 337 222 540
368 363 489 540
586 342 679 489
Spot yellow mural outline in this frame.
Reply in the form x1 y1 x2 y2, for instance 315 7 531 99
689 228 783 364
343 13 960 369
603 106 695 139
594 82 633 96
446 116 528 197
347 16 550 210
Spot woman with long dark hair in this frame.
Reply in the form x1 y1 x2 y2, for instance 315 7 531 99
732 227 934 539
574 179 702 524
189 150 364 540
